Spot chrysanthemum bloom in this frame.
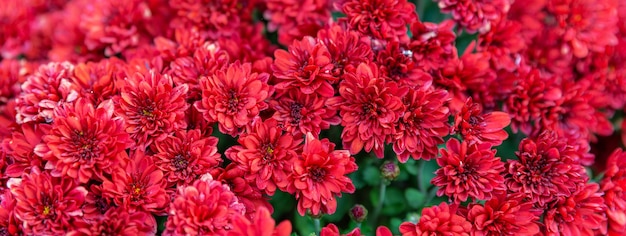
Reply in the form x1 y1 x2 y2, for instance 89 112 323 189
503 131 586 207
409 19 457 71
328 63 407 158
102 152 169 214
477 18 526 72
164 174 245 235
264 0 332 45
35 98 132 183
399 202 472 236
376 226 393 236
15 61 79 124
393 87 450 162
83 183 114 220
436 0 510 33
463 193 540 235
169 44 230 101
320 223 361 236
80 0 152 56
316 25 374 77
503 68 561 135
544 183 607 236
432 138 505 203
115 69 188 149
376 41 433 89
0 189 21 235
154 27 208 62
341 0 417 43
288 133 357 216
226 118 302 195
0 59 24 105
10 167 87 235
600 148 626 235
227 206 292 236
153 129 221 187
270 90 340 136
452 98 511 146
68 206 156 236
194 62 272 136
1 124 48 177
213 164 273 219
168 0 251 40
72 59 119 105
272 36 336 98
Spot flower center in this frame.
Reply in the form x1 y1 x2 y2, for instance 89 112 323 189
226 89 240 114
42 205 52 216
72 130 98 160
172 154 189 170
309 167 326 182
468 115 481 126
290 103 303 124
261 144 275 162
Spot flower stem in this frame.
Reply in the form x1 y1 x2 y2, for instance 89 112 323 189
313 218 321 235
371 182 387 227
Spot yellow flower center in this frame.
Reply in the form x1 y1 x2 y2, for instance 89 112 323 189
42 206 52 216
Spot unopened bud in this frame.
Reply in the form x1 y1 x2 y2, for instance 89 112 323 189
380 161 400 181
349 204 368 223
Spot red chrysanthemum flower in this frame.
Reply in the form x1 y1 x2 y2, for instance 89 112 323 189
399 202 472 236
68 206 156 236
227 206 292 236
15 61 79 124
153 129 221 187
1 124 48 177
463 193 540 236
320 223 361 236
393 87 450 162
409 19 457 71
213 164 273 219
226 118 302 195
452 98 511 146
341 0 417 43
270 90 340 136
376 41 433 89
194 62 272 136
432 138 505 203
0 59 24 106
503 131 586 207
436 0 510 33
115 69 188 149
316 25 374 77
168 0 250 40
72 59 120 105
169 44 230 101
164 174 245 235
477 18 526 72
10 168 87 235
35 98 132 183
272 36 336 98
328 63 407 158
0 189 21 235
264 0 332 45
600 148 626 235
544 183 607 236
288 133 357 216
83 183 114 220
102 152 169 214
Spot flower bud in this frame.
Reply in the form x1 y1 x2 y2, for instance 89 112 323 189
349 204 368 223
380 161 400 181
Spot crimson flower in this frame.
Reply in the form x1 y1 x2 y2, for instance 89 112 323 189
0 189 21 235
393 87 450 162
35 98 132 183
463 193 540 235
503 131 586 207
320 223 361 236
328 63 407 158
226 118 302 195
376 41 433 89
399 202 472 236
600 148 626 235
316 25 374 77
270 90 340 136
164 174 245 235
264 0 332 45
194 62 272 136
169 44 230 101
436 0 510 33
272 36 336 97
10 168 87 235
227 207 292 236
115 69 189 149
341 0 417 43
1 124 48 177
432 138 506 203
288 133 357 216
452 98 511 146
409 19 457 71
68 206 156 236
214 164 273 219
82 183 114 220
102 152 169 214
544 183 608 236
153 129 221 187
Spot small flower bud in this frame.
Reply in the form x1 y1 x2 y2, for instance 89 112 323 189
380 161 400 181
349 204 368 223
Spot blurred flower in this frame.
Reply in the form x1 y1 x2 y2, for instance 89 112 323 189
341 0 417 43
463 193 540 235
227 206 292 236
399 202 472 236
436 0 510 33
68 206 156 236
380 161 400 182
349 204 368 223
600 148 626 235
321 223 361 236
213 164 273 219
409 19 457 71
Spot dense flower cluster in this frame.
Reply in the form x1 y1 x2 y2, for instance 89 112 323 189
0 0 625 235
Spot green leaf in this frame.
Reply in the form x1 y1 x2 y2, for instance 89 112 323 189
418 159 439 192
382 188 405 215
403 159 419 176
323 195 355 222
294 212 315 236
404 188 426 209
362 166 381 186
